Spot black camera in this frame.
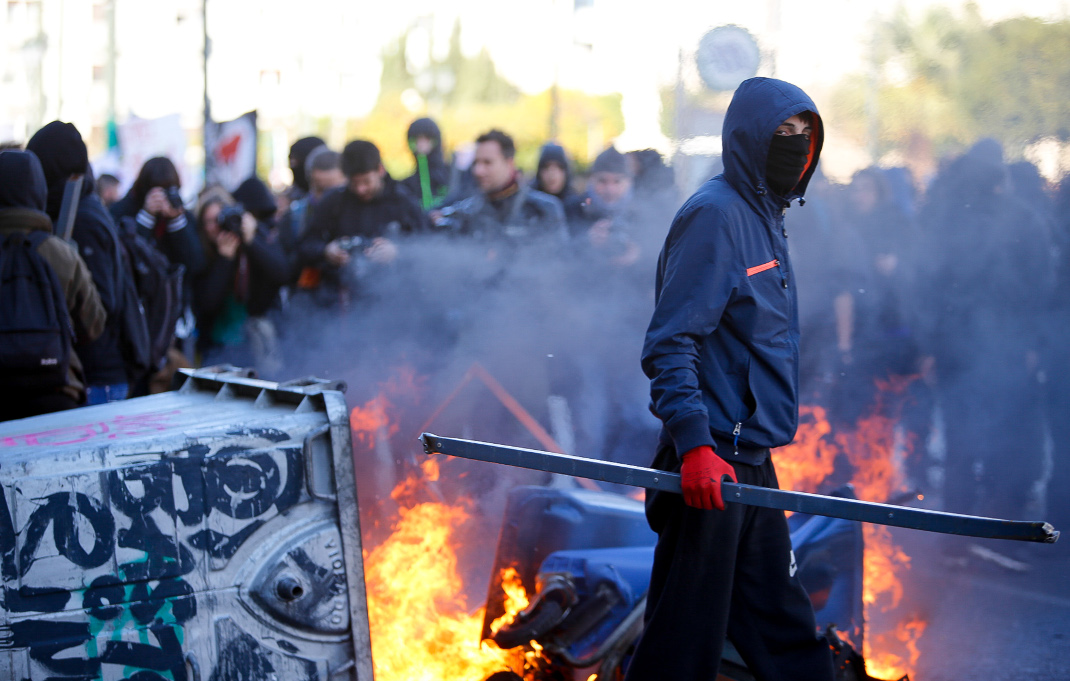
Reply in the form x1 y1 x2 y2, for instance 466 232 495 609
217 204 246 234
165 186 184 210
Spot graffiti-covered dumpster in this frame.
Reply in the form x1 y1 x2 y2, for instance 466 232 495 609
0 367 374 681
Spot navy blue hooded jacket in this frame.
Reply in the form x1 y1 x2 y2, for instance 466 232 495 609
642 78 823 464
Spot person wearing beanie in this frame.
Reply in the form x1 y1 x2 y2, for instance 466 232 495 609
25 121 134 403
401 118 451 211
288 136 326 201
296 139 428 308
567 145 641 266
626 78 833 681
434 129 566 246
0 150 105 419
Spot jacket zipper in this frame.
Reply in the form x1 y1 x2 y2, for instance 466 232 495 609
733 422 742 454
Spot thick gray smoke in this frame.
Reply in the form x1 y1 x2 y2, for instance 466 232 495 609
273 223 666 504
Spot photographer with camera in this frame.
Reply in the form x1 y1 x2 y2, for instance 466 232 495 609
110 156 206 286
296 139 428 308
192 187 290 375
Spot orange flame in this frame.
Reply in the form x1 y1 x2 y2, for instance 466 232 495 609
863 616 929 680
350 396 396 449
775 405 839 493
489 567 530 635
353 367 526 680
363 500 524 681
777 380 926 680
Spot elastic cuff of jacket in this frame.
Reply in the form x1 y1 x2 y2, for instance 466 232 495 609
136 209 155 229
668 412 716 458
167 214 187 232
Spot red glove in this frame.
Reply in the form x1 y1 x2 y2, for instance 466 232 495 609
680 446 737 511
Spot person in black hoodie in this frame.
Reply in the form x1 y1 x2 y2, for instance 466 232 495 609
298 140 428 308
25 121 133 403
532 142 577 206
626 78 833 681
192 183 290 374
401 117 451 210
287 136 326 202
916 140 1052 543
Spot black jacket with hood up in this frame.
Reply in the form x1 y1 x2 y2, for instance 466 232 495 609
401 118 451 210
26 121 130 385
642 77 823 464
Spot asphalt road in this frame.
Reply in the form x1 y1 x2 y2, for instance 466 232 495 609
889 528 1070 681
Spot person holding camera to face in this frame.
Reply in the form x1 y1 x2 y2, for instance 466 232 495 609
110 157 206 283
192 186 290 375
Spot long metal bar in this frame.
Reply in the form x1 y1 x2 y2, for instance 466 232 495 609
57 174 83 242
420 433 1059 544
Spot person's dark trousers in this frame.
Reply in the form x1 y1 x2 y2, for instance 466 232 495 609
624 455 834 681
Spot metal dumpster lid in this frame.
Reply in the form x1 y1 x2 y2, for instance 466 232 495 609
0 367 347 466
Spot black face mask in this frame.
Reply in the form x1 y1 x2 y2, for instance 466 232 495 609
765 134 810 197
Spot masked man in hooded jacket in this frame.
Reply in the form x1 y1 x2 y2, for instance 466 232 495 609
625 78 834 681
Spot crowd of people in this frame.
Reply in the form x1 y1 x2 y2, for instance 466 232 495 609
1 117 1068 551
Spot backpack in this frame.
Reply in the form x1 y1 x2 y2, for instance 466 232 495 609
0 231 73 390
117 217 185 374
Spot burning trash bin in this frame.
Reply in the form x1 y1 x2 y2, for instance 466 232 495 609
482 485 904 681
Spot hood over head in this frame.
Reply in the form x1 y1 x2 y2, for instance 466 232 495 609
232 176 278 221
407 117 446 168
25 120 92 220
721 77 822 216
535 143 572 196
289 136 326 192
0 150 50 213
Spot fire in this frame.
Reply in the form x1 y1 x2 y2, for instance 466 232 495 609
778 381 926 680
863 617 929 680
355 360 928 680
350 395 396 449
363 500 525 681
774 405 839 493
352 367 525 680
489 567 530 635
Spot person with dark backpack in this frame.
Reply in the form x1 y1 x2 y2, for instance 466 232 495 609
0 150 106 420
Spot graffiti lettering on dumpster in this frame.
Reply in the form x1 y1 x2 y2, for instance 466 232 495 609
0 410 183 448
0 433 307 680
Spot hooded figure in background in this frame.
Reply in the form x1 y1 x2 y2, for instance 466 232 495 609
0 150 105 418
232 176 279 225
532 142 576 205
288 136 326 201
917 139 1053 537
627 78 834 681
25 121 134 403
401 118 451 210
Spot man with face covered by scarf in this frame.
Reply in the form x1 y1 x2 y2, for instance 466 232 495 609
626 78 833 681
